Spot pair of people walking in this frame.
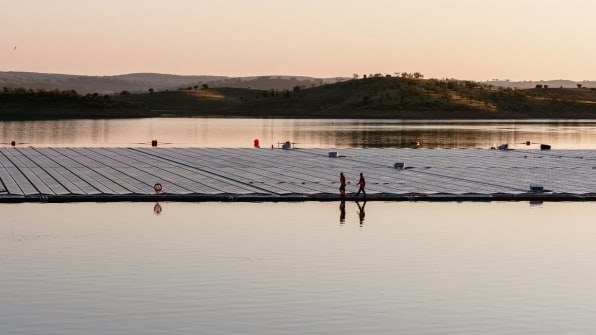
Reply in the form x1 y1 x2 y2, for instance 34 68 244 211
339 172 366 198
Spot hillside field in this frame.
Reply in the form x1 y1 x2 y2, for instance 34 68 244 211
2 77 596 120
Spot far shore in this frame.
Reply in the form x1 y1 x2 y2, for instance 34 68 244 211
2 107 596 121
3 76 596 120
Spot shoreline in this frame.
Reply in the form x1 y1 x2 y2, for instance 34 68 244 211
4 112 596 122
3 192 596 204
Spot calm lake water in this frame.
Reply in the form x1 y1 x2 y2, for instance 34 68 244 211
2 118 596 334
2 201 596 335
2 118 596 149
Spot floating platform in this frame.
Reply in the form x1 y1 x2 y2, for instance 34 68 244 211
1 147 596 202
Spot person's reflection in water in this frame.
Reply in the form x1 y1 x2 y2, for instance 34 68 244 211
356 200 366 226
339 200 346 224
153 202 163 215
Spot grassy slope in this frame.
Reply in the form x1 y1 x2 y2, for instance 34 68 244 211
3 77 596 119
114 77 596 119
0 90 153 120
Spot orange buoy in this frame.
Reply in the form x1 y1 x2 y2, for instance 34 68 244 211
253 138 260 148
153 183 163 193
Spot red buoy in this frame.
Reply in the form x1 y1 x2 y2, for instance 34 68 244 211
151 140 158 147
253 138 260 148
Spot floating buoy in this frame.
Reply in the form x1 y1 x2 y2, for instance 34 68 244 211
282 141 292 149
153 203 162 215
153 182 163 193
151 140 158 147
253 138 260 148
526 141 531 146
11 140 15 147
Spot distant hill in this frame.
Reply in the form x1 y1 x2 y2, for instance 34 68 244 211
0 71 346 95
207 76 345 90
3 76 596 120
483 79 596 89
4 71 594 95
111 76 596 119
0 72 227 94
107 77 596 119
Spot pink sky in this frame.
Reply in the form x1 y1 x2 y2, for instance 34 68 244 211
3 0 596 81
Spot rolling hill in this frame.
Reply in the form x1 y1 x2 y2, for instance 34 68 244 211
2 75 596 120
0 71 344 94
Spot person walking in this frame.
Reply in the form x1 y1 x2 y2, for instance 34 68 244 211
356 172 366 198
339 172 346 197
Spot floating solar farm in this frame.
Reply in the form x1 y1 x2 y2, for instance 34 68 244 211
1 147 596 202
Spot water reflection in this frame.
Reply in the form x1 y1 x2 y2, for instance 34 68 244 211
339 200 346 224
356 201 366 226
338 200 366 225
153 203 162 215
4 202 596 335
2 118 596 148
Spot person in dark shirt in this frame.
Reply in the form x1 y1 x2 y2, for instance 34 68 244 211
356 172 366 198
339 172 346 197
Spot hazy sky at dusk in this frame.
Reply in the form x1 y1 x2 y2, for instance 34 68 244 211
3 0 595 80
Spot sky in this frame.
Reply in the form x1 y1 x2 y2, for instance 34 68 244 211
2 0 596 81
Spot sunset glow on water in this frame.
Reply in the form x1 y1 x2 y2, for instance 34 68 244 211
2 201 596 334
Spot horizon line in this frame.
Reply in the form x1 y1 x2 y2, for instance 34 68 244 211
1 70 595 83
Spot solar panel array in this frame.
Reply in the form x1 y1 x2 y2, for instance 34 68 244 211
1 147 596 201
